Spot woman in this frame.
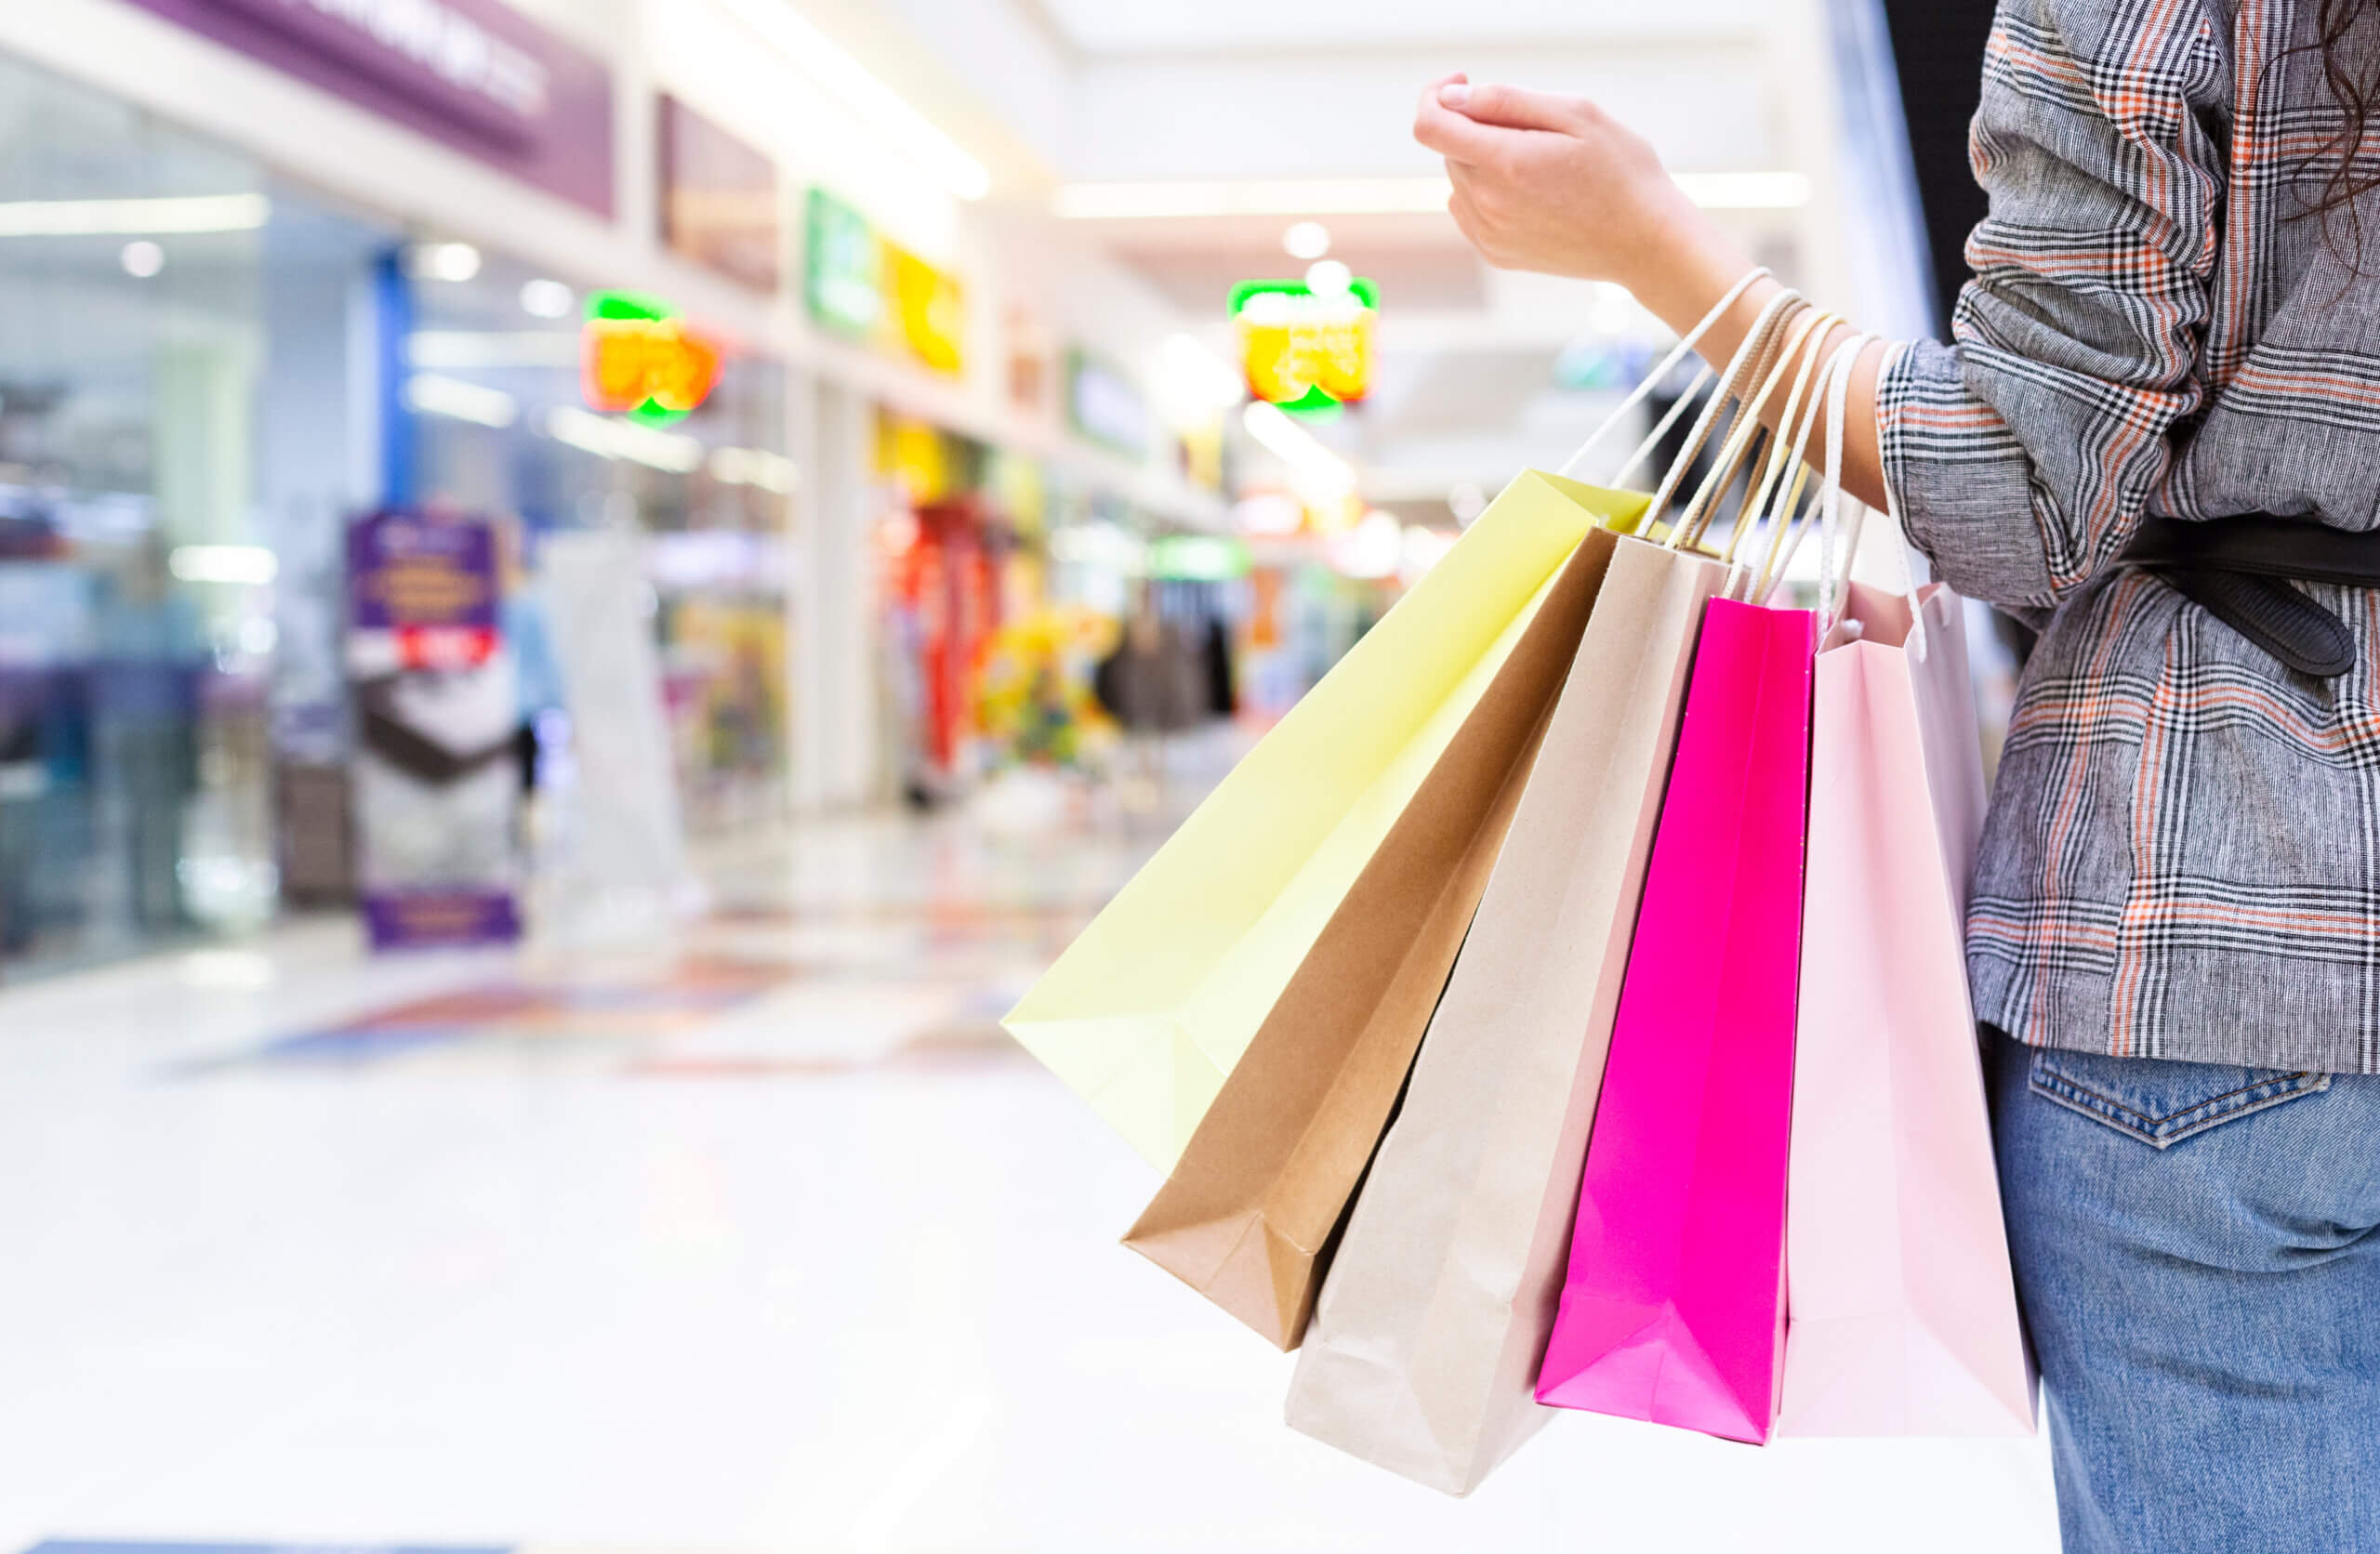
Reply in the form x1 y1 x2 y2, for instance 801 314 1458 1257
1417 5 2380 1549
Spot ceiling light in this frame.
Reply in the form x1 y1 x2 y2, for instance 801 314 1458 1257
407 331 582 370
1243 400 1355 504
168 544 278 586
0 192 271 236
1304 258 1353 296
403 373 520 428
1671 171 1812 209
546 406 704 472
709 0 991 201
1329 509 1404 580
1283 220 1330 259
119 240 165 278
405 242 483 283
1058 178 1450 220
1234 493 1303 536
1055 172 1809 219
1161 334 1244 415
707 445 800 493
519 278 575 318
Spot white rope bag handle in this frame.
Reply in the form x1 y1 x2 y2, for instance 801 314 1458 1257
1555 266 1772 483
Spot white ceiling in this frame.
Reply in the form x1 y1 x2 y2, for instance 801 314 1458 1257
1025 0 1771 54
806 0 1872 506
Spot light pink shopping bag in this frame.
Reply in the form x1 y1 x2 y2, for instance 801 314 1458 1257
1777 581 2035 1436
1533 594 1815 1445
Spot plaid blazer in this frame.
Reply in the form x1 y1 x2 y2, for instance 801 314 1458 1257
1879 0 2380 1072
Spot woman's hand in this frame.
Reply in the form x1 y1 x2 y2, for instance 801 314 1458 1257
1415 73 1892 510
1413 75 1717 294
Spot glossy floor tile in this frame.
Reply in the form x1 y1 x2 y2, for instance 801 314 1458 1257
0 750 2058 1551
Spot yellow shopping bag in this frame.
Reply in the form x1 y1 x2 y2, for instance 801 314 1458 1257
1004 472 1646 1171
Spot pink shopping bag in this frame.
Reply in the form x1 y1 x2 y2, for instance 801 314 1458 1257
1533 594 1816 1444
1776 581 2035 1436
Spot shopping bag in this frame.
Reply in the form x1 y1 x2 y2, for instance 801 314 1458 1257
1123 500 1630 1348
1284 526 1727 1485
1286 276 1818 1482
1530 595 1814 1444
1776 576 2034 1435
1003 475 1595 1172
1532 312 1847 1446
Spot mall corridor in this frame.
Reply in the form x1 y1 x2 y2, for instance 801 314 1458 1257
0 761 2058 1549
0 0 2106 1546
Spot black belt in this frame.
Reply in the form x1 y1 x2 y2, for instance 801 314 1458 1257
2119 515 2380 678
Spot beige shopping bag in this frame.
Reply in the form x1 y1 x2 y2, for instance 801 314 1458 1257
1284 530 1726 1482
1121 506 1626 1349
1286 279 1807 1490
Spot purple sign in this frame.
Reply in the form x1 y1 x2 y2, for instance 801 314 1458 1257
126 0 615 217
363 890 522 951
348 509 498 633
347 508 520 952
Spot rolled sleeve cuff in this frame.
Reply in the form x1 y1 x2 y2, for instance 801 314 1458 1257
1878 338 2059 609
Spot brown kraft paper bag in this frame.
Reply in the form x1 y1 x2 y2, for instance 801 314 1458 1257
1119 520 1617 1350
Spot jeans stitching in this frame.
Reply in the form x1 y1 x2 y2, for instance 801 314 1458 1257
2028 1057 2333 1149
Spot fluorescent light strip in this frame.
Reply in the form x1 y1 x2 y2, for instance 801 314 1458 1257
168 544 278 586
1057 179 1449 220
408 331 582 370
0 193 271 236
1242 401 1354 494
710 0 990 201
1673 171 1813 210
1056 172 1809 220
546 406 705 473
404 374 519 429
707 445 800 494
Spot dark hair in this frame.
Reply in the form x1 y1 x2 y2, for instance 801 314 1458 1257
2296 0 2380 245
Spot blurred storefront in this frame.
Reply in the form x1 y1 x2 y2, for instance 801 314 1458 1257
403 257 798 835
0 0 1228 976
0 50 396 974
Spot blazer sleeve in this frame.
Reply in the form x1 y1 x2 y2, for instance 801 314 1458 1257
1878 0 2229 609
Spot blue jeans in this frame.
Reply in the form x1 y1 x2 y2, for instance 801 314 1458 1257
1990 1030 2380 1552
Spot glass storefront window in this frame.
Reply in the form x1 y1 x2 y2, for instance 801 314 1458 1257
0 51 393 976
403 257 796 834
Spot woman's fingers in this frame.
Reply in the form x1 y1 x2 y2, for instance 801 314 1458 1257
1413 85 1504 164
1443 81 1585 135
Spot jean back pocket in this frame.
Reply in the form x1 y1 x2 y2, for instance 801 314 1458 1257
2028 1048 2332 1150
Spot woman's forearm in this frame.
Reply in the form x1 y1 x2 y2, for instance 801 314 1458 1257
1413 76 1894 511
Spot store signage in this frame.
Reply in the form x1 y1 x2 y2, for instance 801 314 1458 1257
890 246 967 375
804 188 967 375
806 188 882 336
345 509 521 951
125 0 615 217
1149 533 1250 582
581 291 722 426
1066 349 1151 458
1233 277 1378 410
659 96 780 294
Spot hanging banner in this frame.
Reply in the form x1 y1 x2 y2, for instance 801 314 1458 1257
125 0 615 217
346 509 522 950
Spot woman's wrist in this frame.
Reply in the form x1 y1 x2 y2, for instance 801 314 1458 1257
1614 195 1766 347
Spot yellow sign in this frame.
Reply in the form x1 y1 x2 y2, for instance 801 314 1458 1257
1234 278 1377 409
890 245 967 375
